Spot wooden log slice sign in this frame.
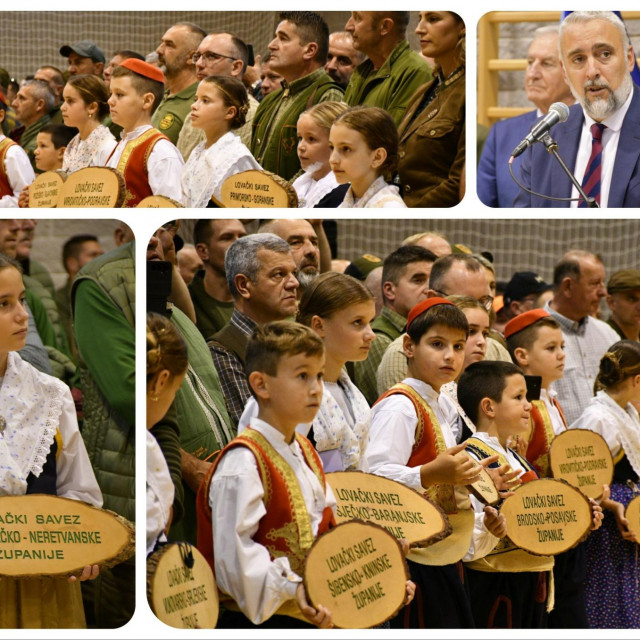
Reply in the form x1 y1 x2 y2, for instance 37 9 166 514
137 195 183 208
466 461 501 506
57 167 125 207
500 478 592 556
218 170 298 207
0 494 134 578
549 429 614 500
28 171 66 208
625 495 640 544
327 471 450 547
147 542 218 629
303 521 408 629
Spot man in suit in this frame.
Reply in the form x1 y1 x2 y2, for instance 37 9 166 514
514 11 640 208
478 26 574 207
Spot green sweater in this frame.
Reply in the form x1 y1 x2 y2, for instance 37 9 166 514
344 40 431 126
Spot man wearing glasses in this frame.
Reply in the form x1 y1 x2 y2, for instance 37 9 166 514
178 32 257 160
152 22 206 144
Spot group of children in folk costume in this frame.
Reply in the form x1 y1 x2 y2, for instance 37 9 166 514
3 54 413 209
187 275 638 630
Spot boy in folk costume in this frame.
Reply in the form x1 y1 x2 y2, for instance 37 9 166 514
505 309 593 627
364 298 503 629
196 322 336 629
458 360 603 628
458 360 551 628
103 59 183 206
0 91 35 207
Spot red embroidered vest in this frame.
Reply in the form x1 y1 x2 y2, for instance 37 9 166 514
0 137 18 197
527 398 567 477
107 128 168 207
196 427 335 577
375 383 458 513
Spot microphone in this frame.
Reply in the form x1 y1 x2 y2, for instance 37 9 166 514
511 102 571 159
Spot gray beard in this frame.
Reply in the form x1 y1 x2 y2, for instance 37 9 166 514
571 71 633 120
296 270 319 290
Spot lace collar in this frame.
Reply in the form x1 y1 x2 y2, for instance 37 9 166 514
0 352 66 495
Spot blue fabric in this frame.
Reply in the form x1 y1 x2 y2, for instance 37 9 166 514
477 110 538 207
513 84 640 207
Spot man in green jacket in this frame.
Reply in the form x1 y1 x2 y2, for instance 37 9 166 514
354 244 437 405
344 11 431 126
251 11 343 181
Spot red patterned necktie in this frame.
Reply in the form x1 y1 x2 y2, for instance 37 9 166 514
579 123 606 207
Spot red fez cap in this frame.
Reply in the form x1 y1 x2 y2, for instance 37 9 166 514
504 308 551 340
406 297 455 331
119 58 165 84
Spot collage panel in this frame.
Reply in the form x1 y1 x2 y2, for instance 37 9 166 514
477 10 640 208
0 218 135 629
1 10 464 211
145 217 640 631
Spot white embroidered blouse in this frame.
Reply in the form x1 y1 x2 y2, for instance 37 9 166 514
181 131 261 207
0 351 102 505
62 124 116 174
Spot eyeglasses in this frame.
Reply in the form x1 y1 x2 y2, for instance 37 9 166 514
434 289 494 312
191 51 237 65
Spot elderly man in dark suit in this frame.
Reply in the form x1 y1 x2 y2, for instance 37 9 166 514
478 26 574 207
514 11 640 208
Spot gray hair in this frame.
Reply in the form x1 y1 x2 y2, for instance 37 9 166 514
429 254 483 291
559 11 631 59
533 25 560 40
225 233 292 298
23 79 55 113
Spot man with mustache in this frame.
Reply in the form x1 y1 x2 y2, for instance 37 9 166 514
258 218 331 296
514 11 640 207
208 233 299 427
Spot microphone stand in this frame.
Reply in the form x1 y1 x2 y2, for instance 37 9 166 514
540 134 599 208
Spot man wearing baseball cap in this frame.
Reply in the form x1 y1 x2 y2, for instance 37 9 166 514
60 40 106 76
605 269 640 342
502 271 552 323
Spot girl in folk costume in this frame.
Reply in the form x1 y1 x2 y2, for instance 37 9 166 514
60 74 116 173
0 255 101 628
146 312 188 556
330 106 407 208
570 340 640 628
296 272 376 471
181 76 261 207
292 101 348 208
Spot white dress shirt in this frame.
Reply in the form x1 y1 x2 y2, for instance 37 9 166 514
100 124 184 203
0 134 35 207
209 417 336 625
570 88 633 208
365 377 458 490
546 301 620 425
539 387 567 436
